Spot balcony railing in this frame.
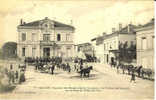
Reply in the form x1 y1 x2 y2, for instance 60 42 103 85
40 40 55 46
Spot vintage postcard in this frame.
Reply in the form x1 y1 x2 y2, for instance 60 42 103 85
0 0 154 100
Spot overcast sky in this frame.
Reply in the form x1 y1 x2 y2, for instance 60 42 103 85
0 0 154 47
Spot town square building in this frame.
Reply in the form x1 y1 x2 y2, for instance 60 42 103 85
17 17 75 58
103 24 137 64
92 24 137 64
136 19 154 70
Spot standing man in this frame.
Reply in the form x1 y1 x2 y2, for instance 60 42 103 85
67 63 71 73
35 63 38 70
10 64 15 84
130 71 136 83
116 60 119 74
15 70 19 83
10 64 13 70
51 63 55 75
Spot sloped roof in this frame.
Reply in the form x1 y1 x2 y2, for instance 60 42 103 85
135 18 154 32
18 18 75 29
19 20 41 27
142 18 154 28
119 24 137 34
96 36 104 45
91 24 138 45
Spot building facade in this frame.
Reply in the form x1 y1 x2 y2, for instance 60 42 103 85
95 35 104 63
92 24 137 64
103 24 137 64
136 19 154 70
17 17 75 58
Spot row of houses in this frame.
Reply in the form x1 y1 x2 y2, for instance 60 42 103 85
16 17 154 70
91 18 154 70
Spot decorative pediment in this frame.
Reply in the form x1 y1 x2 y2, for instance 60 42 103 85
17 17 75 31
41 20 54 30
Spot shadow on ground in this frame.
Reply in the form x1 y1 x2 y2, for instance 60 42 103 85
69 74 100 80
0 85 16 93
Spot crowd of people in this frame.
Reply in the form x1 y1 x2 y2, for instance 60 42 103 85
24 57 93 77
0 63 26 86
9 64 26 84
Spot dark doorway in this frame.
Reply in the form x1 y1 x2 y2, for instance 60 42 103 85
57 34 61 41
43 48 50 57
111 57 114 64
107 54 109 63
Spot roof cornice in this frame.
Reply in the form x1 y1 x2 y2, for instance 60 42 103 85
135 25 154 32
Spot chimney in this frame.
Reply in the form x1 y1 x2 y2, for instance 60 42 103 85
103 32 106 36
45 17 48 20
112 28 115 33
119 23 122 30
70 20 73 25
20 19 23 25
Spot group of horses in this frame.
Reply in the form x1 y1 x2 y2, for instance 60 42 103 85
31 59 93 78
111 62 154 80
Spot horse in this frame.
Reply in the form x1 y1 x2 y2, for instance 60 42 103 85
123 65 134 75
133 66 142 77
141 68 153 79
79 66 93 77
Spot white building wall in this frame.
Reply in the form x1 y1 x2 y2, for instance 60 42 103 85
17 28 41 58
103 35 119 64
95 44 104 63
136 28 154 70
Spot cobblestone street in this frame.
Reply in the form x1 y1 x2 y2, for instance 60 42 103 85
0 63 154 100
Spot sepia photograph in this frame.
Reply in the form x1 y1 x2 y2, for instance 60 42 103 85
0 0 154 100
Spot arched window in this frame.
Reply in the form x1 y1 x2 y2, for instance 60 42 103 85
57 34 61 41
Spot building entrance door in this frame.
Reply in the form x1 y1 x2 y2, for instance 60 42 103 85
43 48 50 57
107 54 109 63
